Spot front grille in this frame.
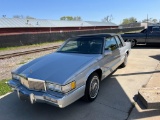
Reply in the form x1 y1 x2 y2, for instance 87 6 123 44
20 77 46 91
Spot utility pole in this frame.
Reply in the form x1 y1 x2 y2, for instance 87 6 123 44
147 14 148 28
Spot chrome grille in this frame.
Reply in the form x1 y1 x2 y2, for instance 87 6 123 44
20 77 46 91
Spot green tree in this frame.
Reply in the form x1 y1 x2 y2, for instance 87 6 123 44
13 15 35 19
60 16 82 21
60 16 74 21
142 18 157 23
142 19 148 22
13 15 24 18
2 15 6 18
26 16 35 19
121 17 137 25
142 18 152 23
73 16 82 21
152 19 158 23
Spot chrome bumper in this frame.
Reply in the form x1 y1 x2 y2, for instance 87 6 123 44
8 80 85 108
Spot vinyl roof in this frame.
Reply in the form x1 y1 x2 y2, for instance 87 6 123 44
0 18 118 28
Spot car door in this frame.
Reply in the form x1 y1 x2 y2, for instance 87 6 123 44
147 26 160 44
136 30 147 44
114 36 126 65
100 36 120 79
108 36 121 71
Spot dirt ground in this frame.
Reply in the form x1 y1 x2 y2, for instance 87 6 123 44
0 42 62 80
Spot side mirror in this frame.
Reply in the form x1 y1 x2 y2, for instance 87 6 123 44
104 50 112 56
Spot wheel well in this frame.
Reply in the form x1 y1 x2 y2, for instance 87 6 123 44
93 69 102 80
133 39 137 44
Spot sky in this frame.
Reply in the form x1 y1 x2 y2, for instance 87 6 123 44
0 0 160 24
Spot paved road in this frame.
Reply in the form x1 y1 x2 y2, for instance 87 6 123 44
0 45 160 120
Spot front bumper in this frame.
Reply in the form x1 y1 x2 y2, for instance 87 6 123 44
8 79 85 108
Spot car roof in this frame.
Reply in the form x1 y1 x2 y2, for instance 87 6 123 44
77 33 118 38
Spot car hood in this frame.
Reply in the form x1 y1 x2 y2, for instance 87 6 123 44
13 52 99 85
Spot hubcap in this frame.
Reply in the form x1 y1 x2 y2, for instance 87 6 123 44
89 76 99 98
131 40 136 47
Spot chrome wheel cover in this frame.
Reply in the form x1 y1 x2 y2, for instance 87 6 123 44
89 76 99 99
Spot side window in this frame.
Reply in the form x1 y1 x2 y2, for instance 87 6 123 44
115 36 123 47
152 27 160 33
105 37 118 51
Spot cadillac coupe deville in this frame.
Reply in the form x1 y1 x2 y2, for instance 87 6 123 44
8 33 131 108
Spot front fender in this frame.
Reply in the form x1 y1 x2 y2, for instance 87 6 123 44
84 66 102 82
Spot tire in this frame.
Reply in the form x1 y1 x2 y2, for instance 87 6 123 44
131 39 136 47
120 53 128 68
83 73 100 102
126 39 136 47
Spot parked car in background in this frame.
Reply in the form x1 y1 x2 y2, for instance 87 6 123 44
8 33 131 108
121 25 160 47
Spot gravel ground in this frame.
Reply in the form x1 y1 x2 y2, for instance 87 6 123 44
0 42 63 80
0 42 63 55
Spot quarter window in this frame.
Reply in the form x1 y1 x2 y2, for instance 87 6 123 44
105 37 118 51
115 36 123 47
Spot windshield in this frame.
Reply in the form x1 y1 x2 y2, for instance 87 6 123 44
57 37 104 54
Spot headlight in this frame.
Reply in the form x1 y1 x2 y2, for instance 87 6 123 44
47 83 62 92
12 74 20 80
46 81 76 93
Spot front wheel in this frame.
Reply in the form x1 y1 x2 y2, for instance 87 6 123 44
126 39 136 47
120 53 128 68
83 73 100 102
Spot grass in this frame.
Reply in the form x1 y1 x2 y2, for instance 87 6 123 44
0 79 12 96
0 40 64 51
18 61 27 65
